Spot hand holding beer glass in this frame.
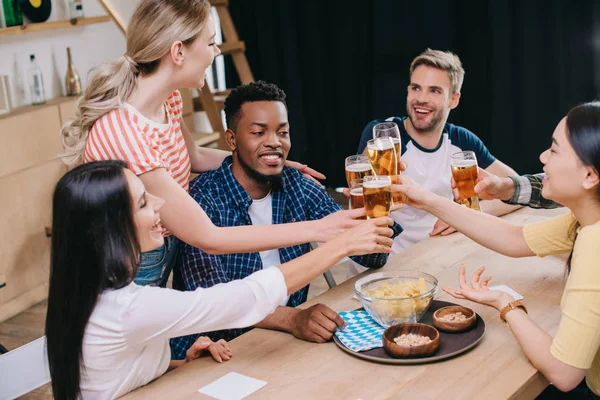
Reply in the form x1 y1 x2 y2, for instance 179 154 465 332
363 175 393 219
451 151 481 211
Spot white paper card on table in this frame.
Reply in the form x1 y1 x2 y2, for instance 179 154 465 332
489 285 524 300
198 372 267 400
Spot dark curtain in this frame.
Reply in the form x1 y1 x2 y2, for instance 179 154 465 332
226 0 599 187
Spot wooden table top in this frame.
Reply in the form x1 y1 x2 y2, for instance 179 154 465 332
123 207 567 400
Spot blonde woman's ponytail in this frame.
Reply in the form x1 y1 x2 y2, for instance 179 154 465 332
61 56 139 165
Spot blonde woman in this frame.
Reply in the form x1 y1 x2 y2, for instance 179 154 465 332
62 0 366 287
394 102 600 396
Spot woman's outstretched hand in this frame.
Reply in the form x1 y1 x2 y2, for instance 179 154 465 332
333 216 394 256
314 208 366 242
442 265 513 311
391 175 436 210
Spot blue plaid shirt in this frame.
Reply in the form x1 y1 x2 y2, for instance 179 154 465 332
170 156 402 359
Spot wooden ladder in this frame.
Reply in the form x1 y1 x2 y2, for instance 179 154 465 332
98 0 255 149
196 0 254 149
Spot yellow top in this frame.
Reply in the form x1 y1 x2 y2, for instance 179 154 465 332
524 211 600 394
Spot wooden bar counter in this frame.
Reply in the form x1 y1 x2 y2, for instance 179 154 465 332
124 207 567 400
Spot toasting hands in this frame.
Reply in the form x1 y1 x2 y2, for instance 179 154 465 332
451 167 515 202
334 216 395 256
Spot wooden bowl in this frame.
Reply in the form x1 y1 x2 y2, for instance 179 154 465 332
432 305 476 333
382 323 440 358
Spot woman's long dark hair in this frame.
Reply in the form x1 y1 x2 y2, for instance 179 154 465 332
45 160 141 400
564 101 600 272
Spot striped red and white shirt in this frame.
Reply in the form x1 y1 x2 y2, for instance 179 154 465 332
84 90 191 236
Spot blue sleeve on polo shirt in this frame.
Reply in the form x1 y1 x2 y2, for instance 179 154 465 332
448 124 496 169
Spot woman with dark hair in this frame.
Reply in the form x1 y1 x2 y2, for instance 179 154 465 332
45 160 393 400
393 102 600 396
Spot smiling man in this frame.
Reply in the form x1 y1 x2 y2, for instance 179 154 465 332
170 81 401 360
356 48 519 256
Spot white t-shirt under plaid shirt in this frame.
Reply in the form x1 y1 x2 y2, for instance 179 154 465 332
84 90 191 196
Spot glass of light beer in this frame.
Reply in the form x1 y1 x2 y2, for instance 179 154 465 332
366 137 404 207
345 155 372 187
451 151 481 211
373 122 402 174
366 138 397 176
349 178 367 220
362 175 392 219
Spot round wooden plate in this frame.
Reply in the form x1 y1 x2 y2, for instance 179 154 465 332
333 300 485 365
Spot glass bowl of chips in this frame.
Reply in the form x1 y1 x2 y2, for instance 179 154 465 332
354 271 438 327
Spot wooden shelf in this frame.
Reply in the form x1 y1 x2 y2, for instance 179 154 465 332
0 95 77 121
0 16 111 38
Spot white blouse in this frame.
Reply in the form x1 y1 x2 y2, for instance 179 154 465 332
79 267 287 399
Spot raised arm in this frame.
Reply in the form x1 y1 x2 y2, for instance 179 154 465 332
480 159 522 217
139 168 367 254
180 120 232 173
125 217 394 344
395 176 534 258
455 168 561 209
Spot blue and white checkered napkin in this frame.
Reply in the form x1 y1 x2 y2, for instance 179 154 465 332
335 310 385 352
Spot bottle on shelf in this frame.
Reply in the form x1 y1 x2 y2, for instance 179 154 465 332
65 47 82 96
66 0 84 19
2 0 24 27
28 54 46 105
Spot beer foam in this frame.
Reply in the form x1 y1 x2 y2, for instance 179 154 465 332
367 138 395 151
452 159 477 168
346 163 371 172
350 188 363 196
363 179 391 189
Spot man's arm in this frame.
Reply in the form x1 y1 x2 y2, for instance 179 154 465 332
433 159 521 237
481 160 523 217
505 174 562 209
255 303 346 343
455 170 562 210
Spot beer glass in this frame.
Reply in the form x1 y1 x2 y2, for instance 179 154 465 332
366 137 404 207
345 154 372 187
362 175 392 219
451 151 481 211
349 178 366 219
373 122 402 174
366 138 397 176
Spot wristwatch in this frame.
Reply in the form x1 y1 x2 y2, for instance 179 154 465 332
499 300 528 323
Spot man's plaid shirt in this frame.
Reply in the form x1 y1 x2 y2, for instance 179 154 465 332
170 156 402 359
505 173 561 209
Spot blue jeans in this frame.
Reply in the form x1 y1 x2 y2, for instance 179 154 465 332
135 235 179 287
